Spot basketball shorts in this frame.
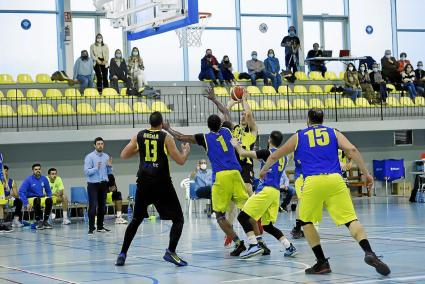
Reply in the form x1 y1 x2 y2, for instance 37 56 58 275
242 186 280 225
28 196 53 207
294 175 304 198
212 170 249 213
241 164 254 185
299 173 357 225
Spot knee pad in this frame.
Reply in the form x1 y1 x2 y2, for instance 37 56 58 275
237 211 250 224
300 220 313 227
345 219 358 228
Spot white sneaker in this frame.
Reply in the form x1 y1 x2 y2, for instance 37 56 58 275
62 218 71 225
115 217 128 224
12 219 24 228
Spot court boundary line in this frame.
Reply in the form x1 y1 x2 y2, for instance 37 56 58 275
0 264 79 284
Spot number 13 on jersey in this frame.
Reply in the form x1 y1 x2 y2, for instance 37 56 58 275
144 140 158 162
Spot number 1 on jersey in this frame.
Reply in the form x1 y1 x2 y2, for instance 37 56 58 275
144 140 158 162
216 135 228 152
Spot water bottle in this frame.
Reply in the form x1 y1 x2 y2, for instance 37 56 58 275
83 208 88 223
127 206 133 222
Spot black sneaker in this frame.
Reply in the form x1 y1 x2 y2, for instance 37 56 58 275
230 240 246 256
115 253 126 266
0 224 13 233
259 241 271 255
291 227 304 239
364 252 391 276
305 259 332 274
97 227 111 233
88 228 95 235
43 221 53 229
36 220 44 230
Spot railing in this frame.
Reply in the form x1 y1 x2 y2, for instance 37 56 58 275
0 84 424 132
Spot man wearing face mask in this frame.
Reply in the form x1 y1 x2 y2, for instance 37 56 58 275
397 52 410 73
90 33 109 93
109 49 130 94
190 159 213 201
199 49 224 86
280 26 300 74
264 49 282 92
370 63 388 103
73 50 94 94
306 43 327 76
380 50 401 83
246 51 268 87
414 61 425 96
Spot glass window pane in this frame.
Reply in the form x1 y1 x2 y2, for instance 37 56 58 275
71 0 96 11
0 14 58 78
0 0 55 10
303 0 344 15
188 30 237 80
100 19 124 58
72 18 96 64
303 21 321 56
198 0 235 27
241 0 287 15
324 21 344 72
398 32 425 66
241 17 288 72
396 0 425 29
132 32 184 81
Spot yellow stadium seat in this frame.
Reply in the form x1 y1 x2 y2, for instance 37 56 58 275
278 85 292 95
324 98 337 109
96 102 115 114
276 99 292 110
309 98 324 109
120 88 127 96
6 90 25 100
64 88 82 99
57 104 76 115
84 88 100 98
400 97 415 107
308 85 323 94
246 99 260 110
17 104 37 116
213 86 229 97
386 84 397 94
339 97 357 108
0 91 5 100
324 71 338 80
133 102 151 113
356 97 371 108
45 89 63 99
26 89 44 100
152 101 171 113
35 74 53 83
77 103 96 114
115 102 133 114
262 86 277 95
387 97 401 107
246 86 262 96
37 104 57 115
102 88 119 97
260 99 277 110
309 71 325 80
339 71 346 79
0 74 14 84
415 96 425 106
0 105 16 116
17 74 34 84
294 71 308 80
292 98 309 109
293 85 308 94
324 85 337 93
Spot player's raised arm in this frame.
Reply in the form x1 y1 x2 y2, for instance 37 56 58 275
163 121 197 144
165 134 191 165
120 136 139 159
230 137 258 160
204 87 234 126
241 91 257 135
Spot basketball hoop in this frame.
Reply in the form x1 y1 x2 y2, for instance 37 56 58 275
175 12 211 48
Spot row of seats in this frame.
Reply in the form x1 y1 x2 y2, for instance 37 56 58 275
232 71 343 82
0 88 133 100
0 101 171 116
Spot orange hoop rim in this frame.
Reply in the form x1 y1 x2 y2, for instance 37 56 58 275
199 12 212 19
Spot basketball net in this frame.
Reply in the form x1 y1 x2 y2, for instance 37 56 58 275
175 12 211 48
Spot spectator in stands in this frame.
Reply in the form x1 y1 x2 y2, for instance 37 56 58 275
264 49 282 92
107 174 127 224
358 63 378 104
219 55 235 84
199 49 224 86
343 63 362 101
90 33 109 93
19 163 53 230
109 49 130 94
279 169 295 212
2 165 24 228
73 50 94 94
401 63 417 100
415 61 425 96
397 52 411 73
381 50 401 83
306 43 327 76
47 168 71 225
246 51 269 86
370 63 388 103
190 159 212 200
128 47 148 90
281 25 300 73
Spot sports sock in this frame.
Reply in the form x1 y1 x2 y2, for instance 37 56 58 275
63 211 68 219
232 236 240 245
14 216 19 221
279 237 291 249
359 239 373 253
248 235 258 245
312 245 326 262
295 219 302 231
256 235 263 242
117 211 122 218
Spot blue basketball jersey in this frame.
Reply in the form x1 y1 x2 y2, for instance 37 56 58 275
205 128 242 181
294 125 341 177
294 154 303 179
257 148 287 192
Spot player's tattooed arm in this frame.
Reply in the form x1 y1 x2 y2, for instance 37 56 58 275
204 87 234 127
230 138 258 159
163 121 197 144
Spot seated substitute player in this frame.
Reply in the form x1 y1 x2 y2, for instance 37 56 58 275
259 108 390 276
47 168 71 225
106 174 127 224
232 131 297 259
164 115 250 256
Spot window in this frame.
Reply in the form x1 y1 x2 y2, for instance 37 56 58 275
323 21 344 72
100 19 124 58
241 0 288 15
398 32 425 66
71 0 96 11
0 0 55 10
396 0 425 29
303 21 321 56
0 14 58 78
198 0 236 27
72 18 96 64
302 0 344 15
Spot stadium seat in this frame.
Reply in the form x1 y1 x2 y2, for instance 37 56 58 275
0 91 5 100
339 71 346 79
294 71 308 80
324 71 338 80
339 97 356 108
246 99 260 110
276 99 292 110
387 97 401 107
309 98 325 108
57 104 76 115
324 98 337 109
36 74 53 83
17 74 34 84
102 88 119 97
0 74 14 84
133 102 151 113
415 96 425 106
214 86 228 97
77 103 96 114
324 85 337 93
260 99 277 110
45 89 63 99
0 105 16 117
64 88 82 99
96 102 115 114
309 71 325 80
293 85 308 94
246 86 262 96
386 84 397 94
84 88 100 98
151 101 171 112
6 89 25 100
262 86 277 95
37 104 57 116
120 88 127 96
278 85 292 95
231 103 243 111
308 85 323 94
26 89 44 100
400 97 415 107
356 97 371 108
17 104 37 116
115 102 133 114
292 98 309 109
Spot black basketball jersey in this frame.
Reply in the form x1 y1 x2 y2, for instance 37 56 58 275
136 129 170 180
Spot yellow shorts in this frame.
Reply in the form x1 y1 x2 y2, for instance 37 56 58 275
212 170 249 213
106 192 113 204
242 186 280 225
28 196 56 207
295 175 304 198
299 173 357 225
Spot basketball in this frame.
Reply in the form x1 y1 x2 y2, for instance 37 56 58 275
231 86 244 101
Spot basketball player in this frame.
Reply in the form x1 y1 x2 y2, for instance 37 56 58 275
259 108 390 275
231 131 297 259
290 150 305 239
164 115 249 256
116 112 191 266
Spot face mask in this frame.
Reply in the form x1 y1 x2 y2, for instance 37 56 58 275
360 67 365 71
96 38 102 43
289 31 295 36
348 67 354 71
81 54 88 60
373 68 378 72
418 66 423 70
406 68 412 72
252 55 257 60
224 58 229 62
385 55 391 59
200 164 207 170
268 53 274 58
115 53 122 58
401 57 406 60
132 51 138 56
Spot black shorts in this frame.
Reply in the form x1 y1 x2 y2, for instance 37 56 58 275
134 179 183 220
241 164 254 185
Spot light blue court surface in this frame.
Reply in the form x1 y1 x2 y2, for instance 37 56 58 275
1 197 425 284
